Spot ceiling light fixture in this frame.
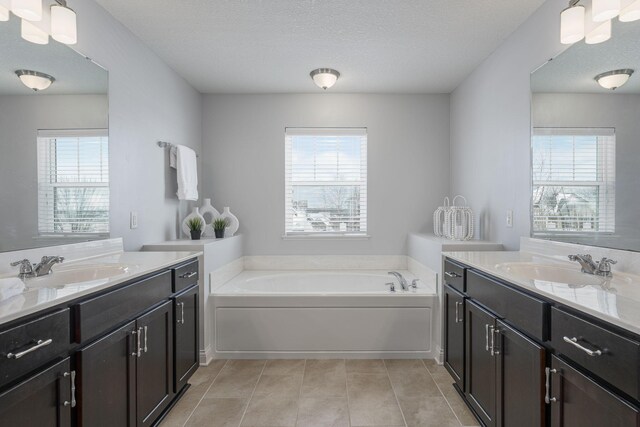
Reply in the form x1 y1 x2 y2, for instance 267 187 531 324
592 0 621 21
21 18 48 44
51 0 76 44
620 0 640 21
0 0 9 21
310 68 340 90
585 18 612 43
561 2 586 44
11 0 42 21
15 69 55 91
594 69 634 89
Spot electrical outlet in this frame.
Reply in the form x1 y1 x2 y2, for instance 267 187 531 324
130 211 138 229
506 210 513 228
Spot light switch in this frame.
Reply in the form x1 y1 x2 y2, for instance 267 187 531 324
130 211 138 229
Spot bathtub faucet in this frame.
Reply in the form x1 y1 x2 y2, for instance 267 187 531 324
388 271 408 291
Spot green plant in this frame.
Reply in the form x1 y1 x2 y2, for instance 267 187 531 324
213 217 228 230
186 217 204 231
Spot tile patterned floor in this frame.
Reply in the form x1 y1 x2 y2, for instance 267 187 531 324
160 359 480 427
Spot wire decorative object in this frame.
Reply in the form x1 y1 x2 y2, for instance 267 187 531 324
445 195 474 241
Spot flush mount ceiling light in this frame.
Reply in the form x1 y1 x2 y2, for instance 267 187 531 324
15 69 55 91
2 0 78 45
310 68 340 90
560 0 635 45
595 69 634 89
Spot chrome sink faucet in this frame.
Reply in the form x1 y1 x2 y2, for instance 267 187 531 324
568 254 617 278
388 271 408 291
10 256 65 279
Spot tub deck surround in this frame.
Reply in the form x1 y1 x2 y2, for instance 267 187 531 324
0 238 201 325
444 243 640 336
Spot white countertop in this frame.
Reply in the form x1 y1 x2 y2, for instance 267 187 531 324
444 250 640 336
0 251 201 326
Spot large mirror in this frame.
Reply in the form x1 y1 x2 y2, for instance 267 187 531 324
0 18 109 252
531 20 640 252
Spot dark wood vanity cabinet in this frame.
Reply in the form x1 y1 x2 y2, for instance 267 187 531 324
444 284 465 391
0 258 200 427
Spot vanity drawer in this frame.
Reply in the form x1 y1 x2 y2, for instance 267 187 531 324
467 270 549 341
0 308 70 388
551 307 640 400
75 270 171 343
443 259 465 293
173 260 199 293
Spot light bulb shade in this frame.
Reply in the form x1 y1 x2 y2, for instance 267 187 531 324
310 68 340 90
560 5 585 44
620 0 640 21
51 4 77 44
595 69 634 89
15 70 55 91
21 18 48 44
11 0 42 21
592 0 621 21
586 19 612 44
0 2 9 21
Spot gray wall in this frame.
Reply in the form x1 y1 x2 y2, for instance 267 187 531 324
202 94 450 255
70 0 202 250
0 94 108 251
533 93 640 251
450 0 567 250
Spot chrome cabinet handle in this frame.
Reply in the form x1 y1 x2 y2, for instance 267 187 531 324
454 302 460 323
136 327 142 357
131 330 138 357
489 326 495 356
563 336 602 356
492 327 500 356
180 302 185 325
445 271 460 279
485 324 490 352
143 326 148 353
179 271 197 279
63 371 76 407
545 367 557 404
7 339 53 359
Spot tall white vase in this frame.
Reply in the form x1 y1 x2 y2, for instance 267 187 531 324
200 198 220 238
181 207 206 238
221 207 239 236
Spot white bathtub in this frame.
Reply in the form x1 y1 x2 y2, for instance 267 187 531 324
212 270 437 359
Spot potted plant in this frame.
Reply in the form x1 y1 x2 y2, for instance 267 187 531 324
213 217 228 239
187 217 204 240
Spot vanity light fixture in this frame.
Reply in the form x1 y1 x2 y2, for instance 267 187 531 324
2 0 78 45
620 0 640 21
595 69 634 89
561 1 586 44
15 69 55 91
310 68 340 90
592 0 621 21
11 0 42 21
21 18 48 44
0 0 9 22
585 18 612 43
50 0 76 44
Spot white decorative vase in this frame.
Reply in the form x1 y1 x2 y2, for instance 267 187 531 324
220 207 239 236
181 207 206 238
200 198 220 237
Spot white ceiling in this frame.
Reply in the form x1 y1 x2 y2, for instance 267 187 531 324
532 20 640 94
0 18 108 95
96 0 546 94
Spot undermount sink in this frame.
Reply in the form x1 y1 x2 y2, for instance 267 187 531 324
495 262 605 287
25 263 132 288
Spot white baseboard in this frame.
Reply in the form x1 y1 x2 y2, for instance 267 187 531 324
434 345 444 365
211 350 434 360
199 344 214 366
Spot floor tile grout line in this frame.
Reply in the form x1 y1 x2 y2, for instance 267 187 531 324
293 359 307 427
343 359 352 427
236 360 268 427
421 359 465 427
383 359 409 427
181 359 230 427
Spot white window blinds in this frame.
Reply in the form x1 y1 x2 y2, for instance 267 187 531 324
37 129 110 236
532 128 615 235
285 128 367 237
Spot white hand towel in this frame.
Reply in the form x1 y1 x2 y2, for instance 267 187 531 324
175 145 199 201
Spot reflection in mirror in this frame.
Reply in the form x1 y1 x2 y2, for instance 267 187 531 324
531 20 640 252
0 17 109 252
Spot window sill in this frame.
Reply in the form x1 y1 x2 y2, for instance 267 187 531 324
282 234 371 241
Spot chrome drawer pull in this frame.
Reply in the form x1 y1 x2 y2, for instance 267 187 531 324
485 324 490 351
489 326 496 356
144 326 148 353
179 271 197 279
131 330 138 357
63 370 76 407
180 302 185 325
563 336 602 356
454 302 460 323
445 271 460 279
7 338 53 359
136 327 143 357
545 367 557 404
492 327 500 356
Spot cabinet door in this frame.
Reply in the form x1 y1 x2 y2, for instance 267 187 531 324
465 300 497 427
0 357 72 427
136 301 174 427
495 320 545 427
549 355 640 427
444 284 465 391
76 321 136 427
174 285 199 392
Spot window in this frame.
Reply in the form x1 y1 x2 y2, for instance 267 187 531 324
285 128 367 237
37 129 109 236
532 128 615 235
